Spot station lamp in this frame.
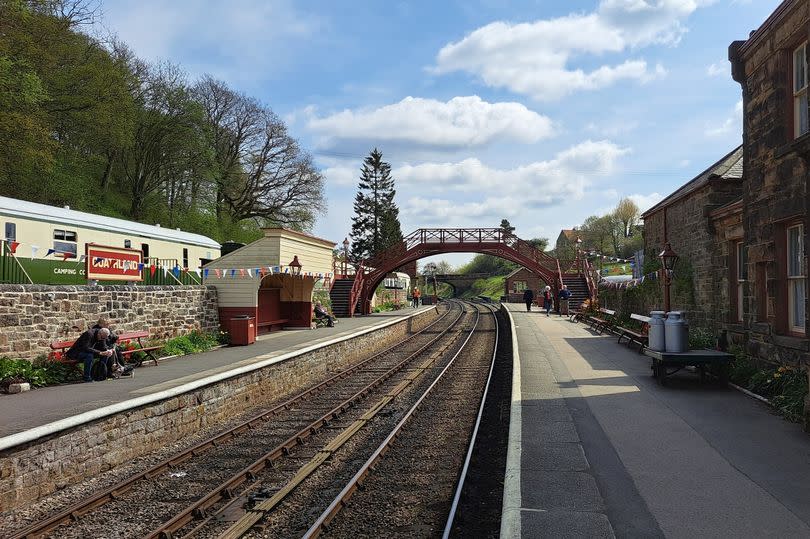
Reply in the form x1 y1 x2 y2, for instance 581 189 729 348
658 242 679 312
289 255 302 276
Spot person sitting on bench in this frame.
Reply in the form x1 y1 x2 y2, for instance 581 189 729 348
66 327 114 382
314 302 336 327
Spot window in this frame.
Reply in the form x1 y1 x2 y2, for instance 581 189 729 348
124 239 131 249
53 229 77 257
736 242 747 322
512 280 527 292
5 222 15 241
794 43 809 138
141 243 150 259
787 224 805 333
182 248 189 269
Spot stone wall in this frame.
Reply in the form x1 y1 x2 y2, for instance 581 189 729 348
0 285 219 360
642 180 742 329
0 306 439 512
731 1 810 368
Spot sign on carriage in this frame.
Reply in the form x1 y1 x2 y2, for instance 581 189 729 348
86 244 143 282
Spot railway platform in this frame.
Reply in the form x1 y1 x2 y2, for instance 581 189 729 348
0 307 434 445
502 304 810 538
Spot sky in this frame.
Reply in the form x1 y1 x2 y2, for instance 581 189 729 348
100 0 781 267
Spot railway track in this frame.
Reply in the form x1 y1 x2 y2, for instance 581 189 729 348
302 302 500 538
9 301 483 539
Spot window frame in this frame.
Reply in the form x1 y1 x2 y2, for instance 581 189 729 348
735 241 747 323
5 222 16 242
182 248 189 269
786 223 805 334
512 280 527 293
793 42 809 139
53 228 78 258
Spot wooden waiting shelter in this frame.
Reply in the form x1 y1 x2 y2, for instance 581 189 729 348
203 228 335 337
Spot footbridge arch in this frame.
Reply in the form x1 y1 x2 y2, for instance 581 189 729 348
352 228 594 315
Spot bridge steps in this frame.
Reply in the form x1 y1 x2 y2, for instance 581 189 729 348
562 275 590 312
329 278 355 317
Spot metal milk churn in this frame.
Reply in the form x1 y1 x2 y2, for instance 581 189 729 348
664 311 689 353
648 311 666 351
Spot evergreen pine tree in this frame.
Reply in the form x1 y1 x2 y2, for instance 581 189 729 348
350 148 403 262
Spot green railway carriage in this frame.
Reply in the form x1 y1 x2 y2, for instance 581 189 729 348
0 196 221 285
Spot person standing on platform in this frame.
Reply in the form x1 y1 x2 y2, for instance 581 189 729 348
412 287 421 308
523 288 534 312
558 285 572 316
543 285 553 317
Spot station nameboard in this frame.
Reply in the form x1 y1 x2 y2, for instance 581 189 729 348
86 244 143 282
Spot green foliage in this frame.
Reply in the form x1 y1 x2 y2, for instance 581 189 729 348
0 356 79 390
373 300 406 313
160 330 220 356
350 148 402 262
0 3 322 244
313 289 332 311
688 327 715 350
727 347 809 423
457 254 516 276
461 275 506 301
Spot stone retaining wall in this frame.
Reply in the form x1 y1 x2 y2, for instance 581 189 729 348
0 307 440 511
0 284 219 360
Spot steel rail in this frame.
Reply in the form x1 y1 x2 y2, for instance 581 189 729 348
442 303 500 538
301 302 494 539
143 301 469 539
10 305 456 539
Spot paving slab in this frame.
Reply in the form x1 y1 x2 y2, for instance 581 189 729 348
502 303 810 538
0 307 432 438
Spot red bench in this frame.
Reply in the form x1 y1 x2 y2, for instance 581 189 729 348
50 330 161 368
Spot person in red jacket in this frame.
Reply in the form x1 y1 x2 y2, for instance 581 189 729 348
542 286 553 317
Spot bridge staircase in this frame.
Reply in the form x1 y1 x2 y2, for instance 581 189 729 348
562 275 590 312
329 278 355 317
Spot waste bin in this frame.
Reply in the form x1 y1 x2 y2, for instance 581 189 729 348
648 311 666 351
664 311 689 353
230 316 256 346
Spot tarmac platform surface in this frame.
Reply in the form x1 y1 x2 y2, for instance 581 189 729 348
501 304 810 538
0 308 431 441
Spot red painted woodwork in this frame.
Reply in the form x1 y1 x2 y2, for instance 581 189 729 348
258 288 282 324
218 307 258 339
358 228 565 314
281 301 313 327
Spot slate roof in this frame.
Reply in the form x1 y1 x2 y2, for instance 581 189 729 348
641 145 743 218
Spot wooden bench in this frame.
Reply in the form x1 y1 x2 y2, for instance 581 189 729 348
257 319 289 332
586 308 616 334
50 329 160 368
617 313 651 353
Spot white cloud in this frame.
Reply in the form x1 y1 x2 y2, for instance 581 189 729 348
306 95 554 151
706 62 726 77
432 0 708 100
628 192 664 213
705 99 743 137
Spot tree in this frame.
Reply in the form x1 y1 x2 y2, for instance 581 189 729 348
580 215 615 263
194 75 324 227
499 218 515 235
614 198 640 238
527 237 549 252
350 148 403 261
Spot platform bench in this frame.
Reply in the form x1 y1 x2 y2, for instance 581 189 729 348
257 319 289 332
587 308 616 334
50 330 160 367
617 313 651 353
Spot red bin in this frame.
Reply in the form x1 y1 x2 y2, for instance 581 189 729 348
230 316 256 346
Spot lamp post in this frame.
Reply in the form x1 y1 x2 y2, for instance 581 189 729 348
576 236 583 272
658 243 679 312
342 238 349 277
289 255 302 276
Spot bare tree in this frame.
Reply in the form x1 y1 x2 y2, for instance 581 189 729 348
194 75 324 228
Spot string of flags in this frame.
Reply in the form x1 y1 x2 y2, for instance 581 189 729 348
585 250 635 264
598 270 670 290
3 240 333 281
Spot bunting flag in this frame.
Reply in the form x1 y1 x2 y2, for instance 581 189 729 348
150 265 157 277
230 269 236 277
94 257 103 264
30 245 39 258
273 266 280 273
239 268 246 277
214 269 221 278
45 248 55 257
79 254 87 263
60 252 71 260
195 269 201 279
204 268 210 279
8 241 19 254
137 263 144 271
254 268 260 278
246 268 253 278
172 266 181 278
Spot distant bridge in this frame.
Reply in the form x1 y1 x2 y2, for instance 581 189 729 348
432 273 489 296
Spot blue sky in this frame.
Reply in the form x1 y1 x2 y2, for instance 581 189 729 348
102 0 780 266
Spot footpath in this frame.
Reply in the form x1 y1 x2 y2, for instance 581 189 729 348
0 309 430 441
502 304 810 538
